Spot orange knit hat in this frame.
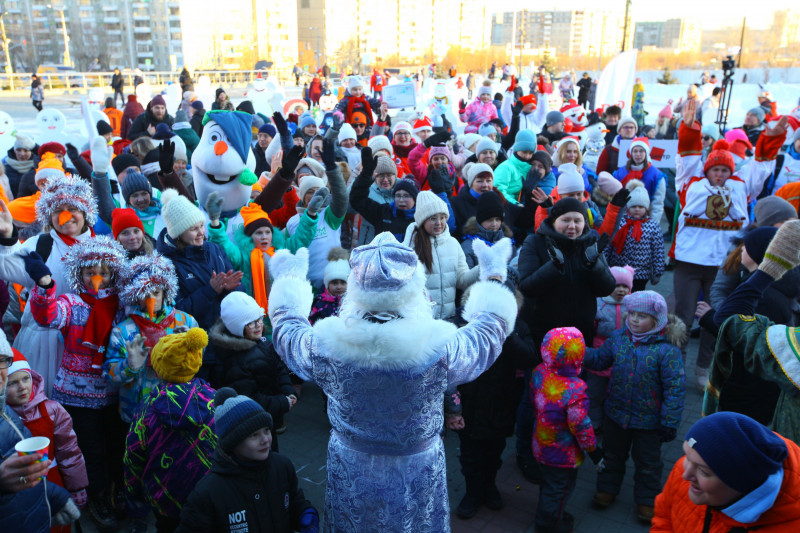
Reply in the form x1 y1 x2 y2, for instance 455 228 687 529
7 192 40 224
35 152 65 185
240 203 272 236
704 140 735 176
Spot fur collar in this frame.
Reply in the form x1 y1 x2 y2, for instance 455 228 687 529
209 318 257 352
312 315 457 370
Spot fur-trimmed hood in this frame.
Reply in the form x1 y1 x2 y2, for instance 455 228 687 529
208 318 258 353
664 313 687 347
462 216 513 241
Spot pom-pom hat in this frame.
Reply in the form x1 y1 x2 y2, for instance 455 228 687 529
161 189 205 239
214 387 273 453
118 253 179 308
37 173 98 229
150 327 208 383
704 140 735 176
62 235 127 294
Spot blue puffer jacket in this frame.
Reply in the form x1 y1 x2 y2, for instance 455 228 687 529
583 322 686 430
155 228 243 331
0 403 71 533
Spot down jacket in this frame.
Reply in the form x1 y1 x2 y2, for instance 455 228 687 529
583 317 686 431
10 371 88 493
402 223 480 320
652 435 800 532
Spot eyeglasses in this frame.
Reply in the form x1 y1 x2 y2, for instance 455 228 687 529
394 131 410 136
244 319 263 330
0 356 12 369
394 193 412 200
375 173 394 181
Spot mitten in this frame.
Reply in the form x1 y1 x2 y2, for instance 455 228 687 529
758 219 800 281
360 147 377 177
321 138 337 170
423 131 451 148
52 499 80 526
23 252 51 286
65 143 80 163
126 334 149 372
331 111 344 130
609 188 630 207
90 136 111 175
70 489 88 509
473 238 513 282
305 187 331 217
158 138 175 174
427 167 449 194
458 99 467 114
523 167 542 193
278 145 305 180
299 507 320 533
546 238 564 269
512 100 523 117
269 248 309 281
659 426 677 443
204 191 224 221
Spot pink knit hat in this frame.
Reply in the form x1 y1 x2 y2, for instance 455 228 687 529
428 145 452 163
658 100 673 119
597 171 623 196
610 265 635 290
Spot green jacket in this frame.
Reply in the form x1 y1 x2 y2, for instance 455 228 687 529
493 155 531 204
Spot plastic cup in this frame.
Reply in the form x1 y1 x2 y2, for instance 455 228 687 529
15 436 50 479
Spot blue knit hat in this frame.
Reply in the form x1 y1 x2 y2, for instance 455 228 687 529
685 412 787 494
512 129 537 153
299 113 317 131
258 123 277 137
214 387 274 453
478 122 496 137
121 169 152 205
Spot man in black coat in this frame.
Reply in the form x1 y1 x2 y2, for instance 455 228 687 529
111 68 125 107
127 95 174 140
577 73 592 108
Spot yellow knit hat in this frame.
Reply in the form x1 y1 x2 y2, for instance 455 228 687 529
150 327 208 383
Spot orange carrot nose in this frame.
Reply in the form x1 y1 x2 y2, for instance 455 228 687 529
90 274 104 292
58 210 73 226
214 141 228 156
145 297 156 320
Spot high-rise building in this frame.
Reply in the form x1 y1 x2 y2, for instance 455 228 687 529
0 0 183 71
634 18 701 53
774 10 800 48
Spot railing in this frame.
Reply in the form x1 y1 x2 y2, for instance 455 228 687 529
0 68 296 92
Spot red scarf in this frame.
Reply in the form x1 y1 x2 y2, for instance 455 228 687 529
392 141 417 160
79 292 119 369
56 227 96 247
129 309 177 367
612 217 647 254
345 96 374 126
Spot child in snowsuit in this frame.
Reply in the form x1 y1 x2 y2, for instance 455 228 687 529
531 327 603 533
176 389 319 533
124 327 217 533
309 248 350 324
211 292 296 449
459 82 499 133
606 181 665 292
582 290 686 524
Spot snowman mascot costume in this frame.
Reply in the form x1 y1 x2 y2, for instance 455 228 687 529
267 233 517 532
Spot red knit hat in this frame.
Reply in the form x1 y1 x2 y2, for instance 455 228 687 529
704 140 735 176
38 142 66 157
112 207 144 239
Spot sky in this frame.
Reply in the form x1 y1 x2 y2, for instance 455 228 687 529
503 0 783 30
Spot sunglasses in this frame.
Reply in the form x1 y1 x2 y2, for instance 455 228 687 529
353 123 366 128
703 136 713 141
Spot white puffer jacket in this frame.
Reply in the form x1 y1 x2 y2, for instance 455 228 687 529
403 224 480 319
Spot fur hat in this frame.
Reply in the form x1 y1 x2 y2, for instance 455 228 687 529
111 207 144 239
704 140 735 176
392 121 412 135
476 191 504 224
119 252 179 307
34 152 66 185
367 135 393 157
62 236 127 294
240 203 273 236
623 290 668 332
298 176 326 204
221 292 265 337
512 130 537 153
556 163 585 194
324 247 351 287
347 76 364 91
754 196 798 227
37 173 98 229
610 265 635 290
374 155 397 177
150 327 207 383
338 123 357 143
121 169 152 206
414 190 449 226
161 188 205 239
13 133 35 151
294 157 326 180
214 388 273 453
428 145 452 163
392 179 418 201
465 162 493 187
626 179 650 209
685 412 788 494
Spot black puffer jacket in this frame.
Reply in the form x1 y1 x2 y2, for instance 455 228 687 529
209 319 294 435
517 220 616 345
127 103 174 140
177 450 316 533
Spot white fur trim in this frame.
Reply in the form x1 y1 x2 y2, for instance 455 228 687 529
269 248 309 281
462 281 517 335
268 276 314 319
312 314 457 369
344 263 430 316
473 238 512 282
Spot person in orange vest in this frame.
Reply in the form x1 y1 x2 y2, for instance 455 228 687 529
103 98 123 138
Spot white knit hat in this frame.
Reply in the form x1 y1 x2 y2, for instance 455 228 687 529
556 163 585 194
294 157 326 179
465 162 494 187
298 176 326 205
220 292 265 337
626 180 650 209
324 259 351 286
0 329 14 359
161 189 206 239
347 76 363 91
392 121 412 135
14 134 35 151
172 135 188 162
338 123 357 143
617 116 638 132
414 190 449 226
367 135 393 157
460 133 482 153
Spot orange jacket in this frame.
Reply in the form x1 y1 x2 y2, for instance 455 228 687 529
775 182 800 213
652 436 800 532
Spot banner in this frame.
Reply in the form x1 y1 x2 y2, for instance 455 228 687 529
594 50 638 112
618 139 678 169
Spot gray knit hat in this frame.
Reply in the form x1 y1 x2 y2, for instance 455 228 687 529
754 196 798 227
374 155 397 177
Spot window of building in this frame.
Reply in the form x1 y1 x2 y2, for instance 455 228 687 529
300 0 309 8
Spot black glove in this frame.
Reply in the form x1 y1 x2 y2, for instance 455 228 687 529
659 426 677 443
158 138 175 174
546 238 564 269
321 138 337 170
359 147 377 178
588 447 604 465
512 100 523 117
428 166 450 195
23 252 52 286
423 131 451 148
523 167 542 194
584 234 610 266
459 99 467 114
272 111 289 137
330 112 343 131
65 143 80 163
278 145 305 180
440 114 453 136
610 188 631 207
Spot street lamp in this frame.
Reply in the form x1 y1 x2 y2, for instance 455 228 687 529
0 12 14 90
47 4 71 67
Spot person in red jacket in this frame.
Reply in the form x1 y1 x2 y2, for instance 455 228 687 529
653 412 800 532
370 68 385 100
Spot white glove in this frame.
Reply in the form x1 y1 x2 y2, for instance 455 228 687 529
473 238 513 282
52 498 80 526
269 248 309 281
125 334 149 372
90 136 111 175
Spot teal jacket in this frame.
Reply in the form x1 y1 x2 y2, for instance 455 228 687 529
493 154 532 204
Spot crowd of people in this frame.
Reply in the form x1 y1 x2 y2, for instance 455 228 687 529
2 62 800 533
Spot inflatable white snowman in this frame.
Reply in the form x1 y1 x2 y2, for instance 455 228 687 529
561 101 589 148
163 83 183 115
582 122 608 173
0 111 16 155
87 87 105 110
244 74 284 116
135 82 153 108
35 108 70 146
194 75 215 111
425 82 460 130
